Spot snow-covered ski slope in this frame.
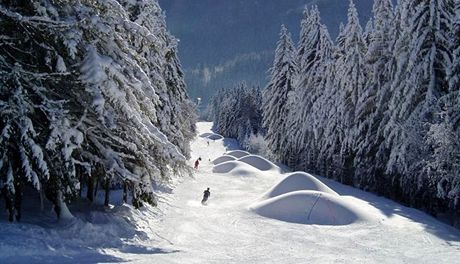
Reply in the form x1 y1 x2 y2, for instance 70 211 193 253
1 122 460 263
141 122 460 263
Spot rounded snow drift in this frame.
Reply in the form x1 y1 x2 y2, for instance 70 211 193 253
250 191 375 225
226 150 250 159
212 161 260 175
237 155 279 171
199 132 213 138
230 169 258 177
212 155 237 165
261 172 338 199
212 161 240 174
207 134 223 140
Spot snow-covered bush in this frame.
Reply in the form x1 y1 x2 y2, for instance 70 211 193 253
245 133 273 159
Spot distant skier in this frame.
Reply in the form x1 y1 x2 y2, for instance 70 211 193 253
201 188 211 205
194 157 202 169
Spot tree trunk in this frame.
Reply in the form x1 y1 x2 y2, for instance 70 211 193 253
77 165 83 198
87 172 94 202
123 182 128 204
94 178 99 198
39 183 45 212
14 183 22 222
4 189 14 222
104 178 110 207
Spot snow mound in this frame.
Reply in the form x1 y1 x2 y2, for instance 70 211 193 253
250 191 375 225
226 150 250 158
213 161 239 173
207 134 223 140
199 132 213 138
212 155 237 165
199 132 223 140
212 161 260 175
237 155 279 171
261 172 338 199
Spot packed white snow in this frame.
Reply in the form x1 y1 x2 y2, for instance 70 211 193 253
237 154 281 172
212 155 237 165
1 122 460 263
249 190 376 225
259 171 339 200
225 150 250 158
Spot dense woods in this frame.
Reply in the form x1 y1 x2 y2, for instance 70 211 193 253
0 0 196 221
210 83 263 149
212 0 460 227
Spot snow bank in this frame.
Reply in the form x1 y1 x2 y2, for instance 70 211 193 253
0 201 159 262
212 161 260 176
260 172 338 199
250 191 376 225
212 155 237 165
226 150 250 158
237 155 279 172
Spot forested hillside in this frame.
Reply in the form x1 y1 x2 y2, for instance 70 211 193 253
160 0 376 106
0 0 196 221
212 0 460 228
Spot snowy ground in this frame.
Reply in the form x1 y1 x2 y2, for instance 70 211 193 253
1 122 460 263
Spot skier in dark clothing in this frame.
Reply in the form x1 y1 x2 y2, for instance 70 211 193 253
194 157 202 169
201 188 211 205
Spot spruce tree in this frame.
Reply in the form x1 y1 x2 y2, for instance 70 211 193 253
336 0 367 185
286 6 333 172
386 0 454 207
354 0 394 191
0 0 197 218
262 25 297 163
0 0 83 219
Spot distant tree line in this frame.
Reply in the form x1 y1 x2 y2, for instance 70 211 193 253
0 0 196 221
212 0 460 228
210 83 263 149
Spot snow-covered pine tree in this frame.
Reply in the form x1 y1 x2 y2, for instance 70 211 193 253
353 0 394 191
121 0 197 160
282 6 314 169
306 25 334 173
285 6 333 172
429 0 460 224
76 0 196 207
363 18 374 47
316 22 347 180
211 84 262 147
425 118 460 226
361 0 412 198
209 89 226 133
262 25 297 163
296 6 317 72
335 0 367 185
1 0 197 219
0 0 83 219
386 0 454 208
162 34 197 159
